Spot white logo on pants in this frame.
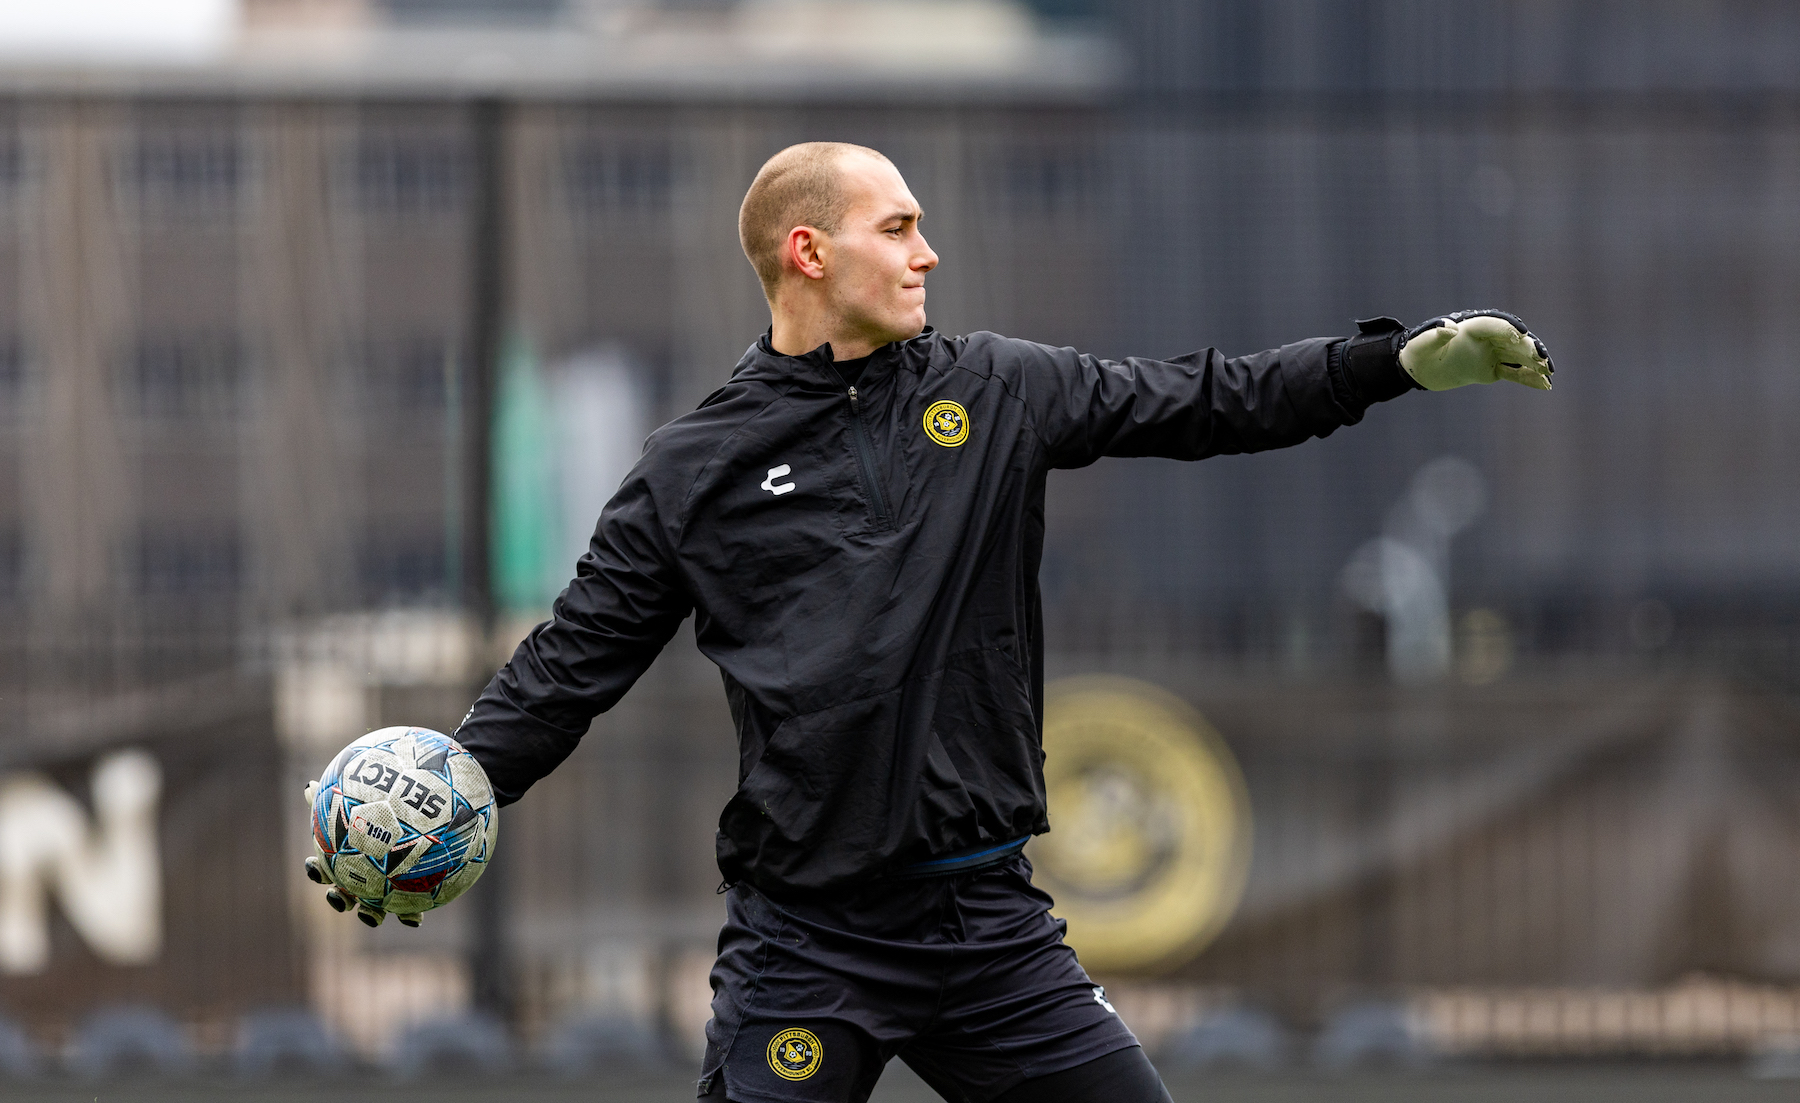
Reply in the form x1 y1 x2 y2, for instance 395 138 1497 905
1093 987 1117 1014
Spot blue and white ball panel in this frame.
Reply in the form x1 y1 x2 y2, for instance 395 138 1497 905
321 728 400 787
331 851 385 899
346 800 400 861
447 752 492 808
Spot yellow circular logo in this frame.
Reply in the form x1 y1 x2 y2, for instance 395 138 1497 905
923 400 969 447
767 1028 823 1081
1029 676 1252 973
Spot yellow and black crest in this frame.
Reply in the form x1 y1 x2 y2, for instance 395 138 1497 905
767 1027 823 1081
923 400 970 447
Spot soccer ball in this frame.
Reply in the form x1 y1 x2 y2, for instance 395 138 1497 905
309 726 497 925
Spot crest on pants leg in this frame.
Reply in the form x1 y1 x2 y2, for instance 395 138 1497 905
767 1027 823 1081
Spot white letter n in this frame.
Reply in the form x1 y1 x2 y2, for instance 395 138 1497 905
0 751 162 974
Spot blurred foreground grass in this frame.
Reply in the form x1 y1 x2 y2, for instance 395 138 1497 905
4 1063 1797 1102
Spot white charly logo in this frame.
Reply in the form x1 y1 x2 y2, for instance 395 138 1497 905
1093 987 1117 1014
760 464 796 496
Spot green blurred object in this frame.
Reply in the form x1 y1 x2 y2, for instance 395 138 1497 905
490 331 559 614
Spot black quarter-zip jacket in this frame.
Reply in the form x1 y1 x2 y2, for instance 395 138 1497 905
455 326 1415 896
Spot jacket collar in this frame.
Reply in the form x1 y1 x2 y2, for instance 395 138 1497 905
731 327 933 394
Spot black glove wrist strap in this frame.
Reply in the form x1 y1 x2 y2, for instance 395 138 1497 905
1342 316 1420 402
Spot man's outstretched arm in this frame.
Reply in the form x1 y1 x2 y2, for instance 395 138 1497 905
454 462 693 807
997 310 1552 468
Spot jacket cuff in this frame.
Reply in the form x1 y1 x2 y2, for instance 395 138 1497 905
1334 316 1421 405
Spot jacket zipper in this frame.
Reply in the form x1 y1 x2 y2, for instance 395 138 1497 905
845 386 893 529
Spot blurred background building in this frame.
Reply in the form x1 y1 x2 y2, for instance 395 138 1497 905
3 0 1800 1079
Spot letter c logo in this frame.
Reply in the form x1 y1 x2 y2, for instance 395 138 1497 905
761 465 796 496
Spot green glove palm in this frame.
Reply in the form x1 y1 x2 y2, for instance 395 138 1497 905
1398 310 1554 391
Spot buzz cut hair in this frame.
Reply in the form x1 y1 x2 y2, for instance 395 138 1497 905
739 142 891 298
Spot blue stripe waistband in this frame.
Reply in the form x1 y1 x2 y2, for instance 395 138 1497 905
895 835 1030 878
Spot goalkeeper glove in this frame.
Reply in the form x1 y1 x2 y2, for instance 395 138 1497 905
1397 309 1554 391
302 781 423 928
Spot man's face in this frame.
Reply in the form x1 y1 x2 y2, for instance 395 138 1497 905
821 156 938 348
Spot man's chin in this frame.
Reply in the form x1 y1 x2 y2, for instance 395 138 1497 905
859 312 928 348
894 313 929 341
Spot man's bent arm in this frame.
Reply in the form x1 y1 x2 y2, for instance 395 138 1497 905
455 464 693 807
994 321 1416 468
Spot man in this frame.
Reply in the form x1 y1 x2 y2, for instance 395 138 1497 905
311 142 1553 1101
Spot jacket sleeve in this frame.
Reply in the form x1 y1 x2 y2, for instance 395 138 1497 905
454 461 692 807
993 332 1408 469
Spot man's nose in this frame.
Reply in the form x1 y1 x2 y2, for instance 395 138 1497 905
914 234 939 272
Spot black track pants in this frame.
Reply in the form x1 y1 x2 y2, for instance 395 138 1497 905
698 857 1140 1103
991 1046 1172 1103
710 1046 1172 1103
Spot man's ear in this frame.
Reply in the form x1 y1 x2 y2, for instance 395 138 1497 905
786 226 828 281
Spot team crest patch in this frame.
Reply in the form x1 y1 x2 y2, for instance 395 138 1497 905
767 1027 823 1081
923 400 970 447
